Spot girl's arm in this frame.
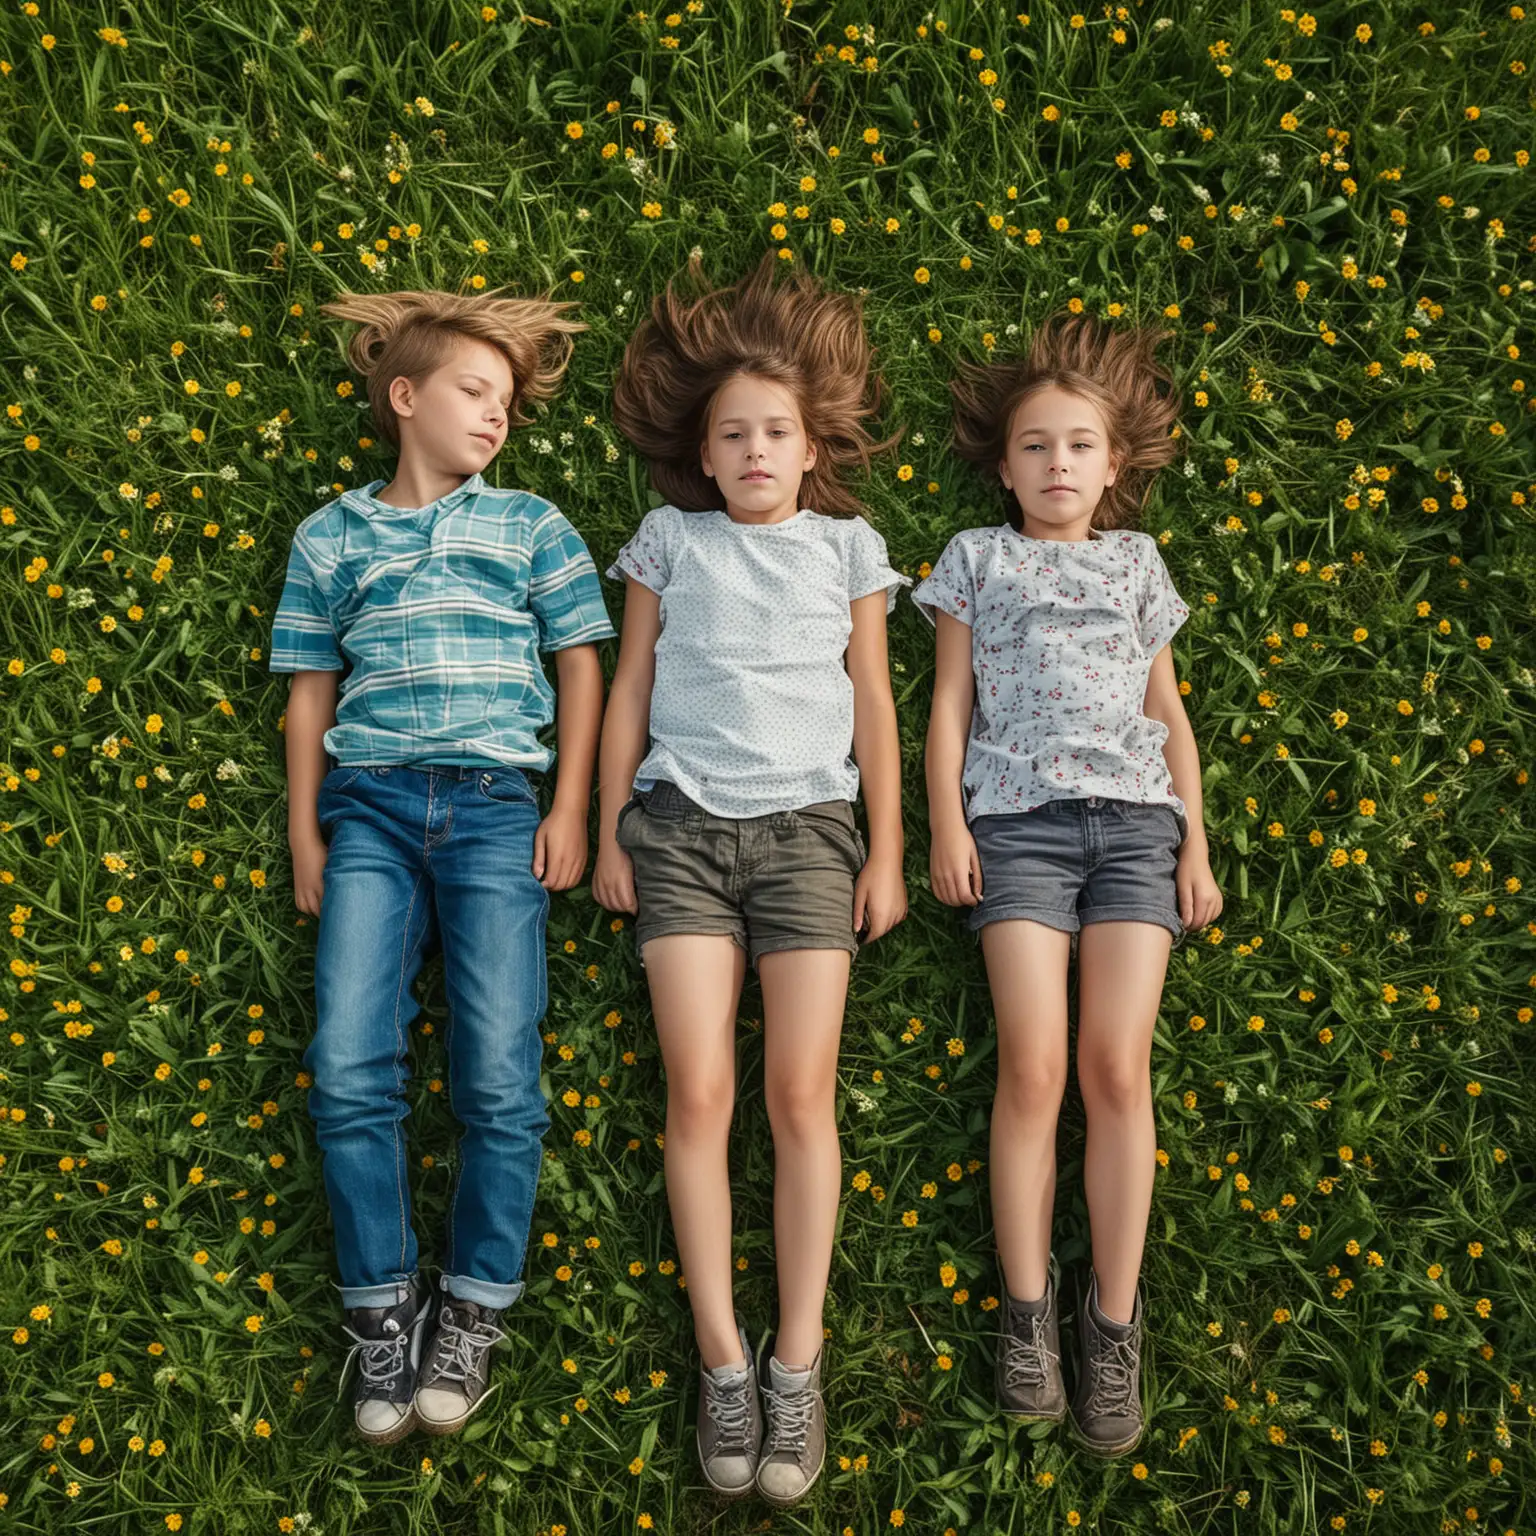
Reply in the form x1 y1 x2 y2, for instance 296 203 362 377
847 590 907 941
925 612 983 906
1142 645 1223 930
591 577 661 913
285 670 339 917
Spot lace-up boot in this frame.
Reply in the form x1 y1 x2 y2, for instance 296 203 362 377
1069 1269 1145 1457
996 1265 1067 1422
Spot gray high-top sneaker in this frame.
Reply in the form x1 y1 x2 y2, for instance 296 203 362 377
996 1266 1067 1422
700 1320 764 1499
756 1350 826 1507
342 1278 432 1445
697 1320 763 1498
413 1295 505 1435
1069 1269 1145 1457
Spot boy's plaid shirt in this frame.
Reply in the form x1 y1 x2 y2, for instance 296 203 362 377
270 473 614 769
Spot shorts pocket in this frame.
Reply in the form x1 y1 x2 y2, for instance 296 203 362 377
636 784 689 822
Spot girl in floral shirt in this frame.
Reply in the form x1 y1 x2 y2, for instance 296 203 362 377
912 313 1222 1456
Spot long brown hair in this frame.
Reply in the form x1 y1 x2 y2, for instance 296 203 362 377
950 312 1182 530
611 253 897 517
320 288 586 444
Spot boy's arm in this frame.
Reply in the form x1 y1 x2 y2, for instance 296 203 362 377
534 642 606 891
286 670 339 916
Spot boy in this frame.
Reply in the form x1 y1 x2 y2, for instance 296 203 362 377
270 289 613 1442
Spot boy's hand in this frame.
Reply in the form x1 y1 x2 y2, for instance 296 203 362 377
291 831 329 917
534 802 588 891
929 816 983 908
591 838 638 915
853 846 907 945
1176 836 1224 933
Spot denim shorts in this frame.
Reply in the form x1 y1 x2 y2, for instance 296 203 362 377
968 795 1186 947
615 779 866 970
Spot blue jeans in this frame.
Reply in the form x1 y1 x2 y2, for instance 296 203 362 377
308 763 551 1311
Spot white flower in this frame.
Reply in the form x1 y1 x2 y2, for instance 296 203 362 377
1148 205 1167 222
1191 184 1211 202
215 759 243 782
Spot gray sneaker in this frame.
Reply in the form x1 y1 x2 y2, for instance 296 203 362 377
756 1350 826 1507
342 1278 432 1445
697 1320 762 1498
997 1267 1067 1422
413 1295 505 1436
1069 1269 1145 1457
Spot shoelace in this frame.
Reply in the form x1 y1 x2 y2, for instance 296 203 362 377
704 1373 754 1453
343 1327 410 1394
423 1310 503 1390
761 1379 817 1455
1085 1327 1140 1416
1001 1309 1058 1392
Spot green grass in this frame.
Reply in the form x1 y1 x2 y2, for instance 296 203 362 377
1 2 1533 1532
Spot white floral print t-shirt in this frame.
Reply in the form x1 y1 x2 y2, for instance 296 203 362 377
911 522 1190 830
607 504 910 818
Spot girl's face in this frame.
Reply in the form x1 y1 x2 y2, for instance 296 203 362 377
700 373 817 522
999 384 1118 540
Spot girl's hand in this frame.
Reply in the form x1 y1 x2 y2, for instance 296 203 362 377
290 831 329 918
1176 837 1223 933
535 803 588 892
929 817 983 908
592 837 638 915
853 846 908 944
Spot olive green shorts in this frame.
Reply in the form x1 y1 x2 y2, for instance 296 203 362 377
615 779 866 971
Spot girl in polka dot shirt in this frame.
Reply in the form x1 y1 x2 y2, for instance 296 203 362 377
912 313 1223 1454
593 255 909 1504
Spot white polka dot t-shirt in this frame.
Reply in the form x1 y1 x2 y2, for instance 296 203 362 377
606 504 911 818
911 522 1190 829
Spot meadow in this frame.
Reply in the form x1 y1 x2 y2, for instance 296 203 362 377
0 2 1532 1532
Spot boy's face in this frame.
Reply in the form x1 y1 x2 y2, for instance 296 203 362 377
389 337 514 474
1000 384 1118 537
700 373 817 518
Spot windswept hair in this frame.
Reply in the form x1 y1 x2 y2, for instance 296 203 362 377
950 312 1182 530
611 253 897 517
320 288 586 445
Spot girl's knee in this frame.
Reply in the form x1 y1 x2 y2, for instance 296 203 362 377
994 1054 1068 1116
1078 1055 1150 1115
765 1076 836 1140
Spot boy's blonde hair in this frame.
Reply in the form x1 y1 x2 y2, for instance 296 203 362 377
611 252 897 518
950 312 1182 530
320 289 586 445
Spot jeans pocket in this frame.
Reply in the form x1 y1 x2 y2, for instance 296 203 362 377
320 765 369 794
476 768 535 806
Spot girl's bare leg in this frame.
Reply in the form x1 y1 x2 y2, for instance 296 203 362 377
979 920 1074 1302
758 946 851 1367
1074 921 1173 1323
644 933 749 1369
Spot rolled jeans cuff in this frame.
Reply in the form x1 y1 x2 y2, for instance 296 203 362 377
442 1272 524 1309
338 1275 417 1310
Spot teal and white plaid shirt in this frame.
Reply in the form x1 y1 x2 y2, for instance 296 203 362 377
270 473 615 769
